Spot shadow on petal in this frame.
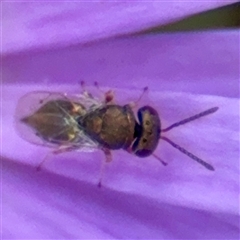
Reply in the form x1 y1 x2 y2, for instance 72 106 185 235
3 157 239 239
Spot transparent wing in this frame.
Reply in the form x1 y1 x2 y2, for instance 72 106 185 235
15 91 101 151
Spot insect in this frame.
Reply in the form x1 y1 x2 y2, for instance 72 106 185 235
15 85 218 187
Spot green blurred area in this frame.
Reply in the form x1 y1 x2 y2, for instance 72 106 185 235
142 2 240 33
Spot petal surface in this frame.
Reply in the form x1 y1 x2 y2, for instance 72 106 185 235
2 1 238 53
2 15 239 239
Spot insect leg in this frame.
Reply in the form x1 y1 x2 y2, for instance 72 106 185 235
128 87 148 109
162 107 219 132
94 81 114 104
152 153 168 166
161 136 215 171
80 80 95 99
36 151 52 171
36 145 78 171
98 148 112 188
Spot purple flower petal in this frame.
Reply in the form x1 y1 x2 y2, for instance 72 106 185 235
3 31 239 96
2 31 239 238
2 2 239 239
2 1 237 54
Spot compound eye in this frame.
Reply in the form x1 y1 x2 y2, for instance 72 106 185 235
132 106 161 158
135 149 152 157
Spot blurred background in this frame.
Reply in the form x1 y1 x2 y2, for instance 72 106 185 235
138 2 240 33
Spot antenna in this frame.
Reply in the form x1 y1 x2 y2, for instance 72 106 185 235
162 107 218 132
152 153 168 166
157 107 218 170
161 136 214 170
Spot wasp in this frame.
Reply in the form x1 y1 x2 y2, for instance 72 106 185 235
15 85 218 187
